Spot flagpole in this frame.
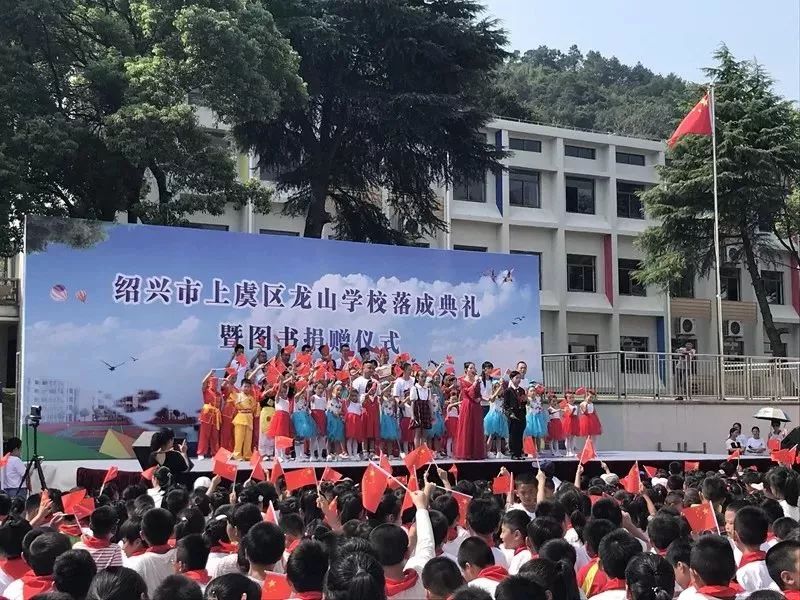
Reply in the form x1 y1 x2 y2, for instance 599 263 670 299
709 84 726 400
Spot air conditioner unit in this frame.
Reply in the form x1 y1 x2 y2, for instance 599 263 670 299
676 317 697 336
725 320 743 337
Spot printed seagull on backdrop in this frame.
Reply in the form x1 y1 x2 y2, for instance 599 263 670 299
130 356 139 362
101 360 126 372
481 268 497 283
511 315 526 325
502 268 514 283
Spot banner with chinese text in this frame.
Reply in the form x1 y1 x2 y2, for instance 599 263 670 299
21 216 541 460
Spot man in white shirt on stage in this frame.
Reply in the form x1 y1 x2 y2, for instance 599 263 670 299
1 438 27 498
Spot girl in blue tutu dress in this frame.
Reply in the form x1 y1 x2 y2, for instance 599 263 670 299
483 380 509 458
291 391 318 461
523 385 549 455
379 393 401 456
325 383 346 461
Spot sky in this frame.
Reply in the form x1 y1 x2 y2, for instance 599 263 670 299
482 0 800 102
22 220 541 439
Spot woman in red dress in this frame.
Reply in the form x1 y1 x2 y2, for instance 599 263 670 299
454 362 486 460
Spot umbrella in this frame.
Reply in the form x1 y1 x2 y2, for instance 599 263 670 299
753 407 791 423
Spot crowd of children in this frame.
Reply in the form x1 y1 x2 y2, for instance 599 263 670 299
0 442 797 600
198 345 604 463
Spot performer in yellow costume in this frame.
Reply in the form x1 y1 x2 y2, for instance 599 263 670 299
231 378 256 460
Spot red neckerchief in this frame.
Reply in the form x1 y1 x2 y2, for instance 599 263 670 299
146 544 172 554
782 592 800 600
0 557 30 580
601 578 627 591
655 548 668 556
210 541 238 554
291 593 324 600
738 551 766 569
21 574 54 600
476 566 509 582
446 527 458 542
385 569 419 596
765 532 777 542
59 523 82 537
513 545 528 556
285 538 300 554
127 547 147 558
167 537 177 549
80 535 110 549
697 584 744 599
182 569 211 584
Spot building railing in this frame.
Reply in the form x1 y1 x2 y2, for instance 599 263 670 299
542 351 800 402
0 278 18 306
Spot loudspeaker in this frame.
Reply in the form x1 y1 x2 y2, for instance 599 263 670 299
782 426 800 450
132 431 156 470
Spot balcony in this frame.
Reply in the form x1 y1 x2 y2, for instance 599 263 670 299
0 279 18 306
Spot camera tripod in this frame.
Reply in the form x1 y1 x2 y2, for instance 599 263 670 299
16 419 47 496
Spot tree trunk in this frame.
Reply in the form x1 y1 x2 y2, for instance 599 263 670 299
303 181 330 238
740 232 786 356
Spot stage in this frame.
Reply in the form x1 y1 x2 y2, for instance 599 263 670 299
35 451 775 493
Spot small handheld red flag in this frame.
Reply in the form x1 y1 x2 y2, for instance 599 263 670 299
401 470 419 513
388 475 408 491
667 94 712 147
102 466 118 486
141 466 156 481
727 449 742 462
61 489 87 515
249 451 266 482
403 444 434 473
213 460 237 482
579 437 597 465
362 463 389 513
264 500 279 524
574 386 586 396
642 465 657 478
262 573 293 600
452 490 472 528
275 436 294 450
214 448 233 463
771 445 797 466
321 466 343 483
284 467 317 492
684 461 700 472
270 457 284 485
621 462 641 494
767 439 781 451
73 497 95 520
492 472 513 495
523 437 538 457
379 453 393 477
683 501 718 533
448 463 459 478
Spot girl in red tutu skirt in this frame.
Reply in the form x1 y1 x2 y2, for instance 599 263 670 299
579 389 603 440
561 391 580 456
344 386 365 459
267 383 294 462
546 392 565 456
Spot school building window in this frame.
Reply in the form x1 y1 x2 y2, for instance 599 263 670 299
620 336 650 374
566 177 595 214
510 250 542 289
617 182 645 219
616 152 646 166
509 138 542 153
721 266 741 301
185 222 229 231
453 174 486 203
259 229 299 236
453 244 487 252
762 270 784 305
567 254 596 293
618 259 646 296
509 169 541 208
565 145 596 160
670 270 695 299
568 333 598 372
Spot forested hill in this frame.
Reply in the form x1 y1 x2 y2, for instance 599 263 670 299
493 44 698 139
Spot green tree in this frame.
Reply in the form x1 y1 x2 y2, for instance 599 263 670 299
774 187 800 267
0 0 306 256
494 45 694 138
234 0 508 241
636 47 800 356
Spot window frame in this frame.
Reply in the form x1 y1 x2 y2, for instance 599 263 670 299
618 258 647 297
616 152 646 166
565 145 596 160
453 174 487 203
565 176 596 214
720 266 741 302
566 254 597 293
259 229 299 237
185 222 229 231
509 138 542 153
761 270 784 305
453 244 487 252
508 168 541 208
616 182 645 219
510 250 543 289
568 333 599 372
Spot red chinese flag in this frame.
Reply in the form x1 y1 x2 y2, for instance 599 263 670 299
264 500 279 524
772 446 797 466
452 490 472 528
398 352 411 363
328 496 338 517
643 465 657 478
296 363 311 378
492 472 513 495
683 502 718 533
214 448 233 463
444 366 455 375
321 466 343 483
283 345 295 356
621 462 641 494
403 444 434 473
401 470 419 513
667 94 712 147
362 463 389 513
262 573 293 600
102 466 118 486
523 437 538 457
579 437 597 465
61 489 87 515
213 460 238 482
73 497 95 520
294 378 309 395
684 461 700 472
388 475 408 491
270 457 284 485
575 386 586 396
275 436 294 450
489 367 502 378
284 468 317 492
767 438 782 452
727 449 742 462
250 451 266 482
141 466 156 481
448 463 459 478
379 453 393 477
296 353 312 366
336 370 351 382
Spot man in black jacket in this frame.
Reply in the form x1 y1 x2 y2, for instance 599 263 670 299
503 370 527 459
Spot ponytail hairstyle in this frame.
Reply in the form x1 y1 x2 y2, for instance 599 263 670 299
766 466 799 508
153 466 172 490
174 507 205 541
324 551 386 600
481 361 494 385
520 557 581 600
555 486 589 541
337 493 365 524
625 553 675 600
203 511 231 547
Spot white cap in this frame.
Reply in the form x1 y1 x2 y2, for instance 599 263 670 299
600 473 619 486
194 476 212 490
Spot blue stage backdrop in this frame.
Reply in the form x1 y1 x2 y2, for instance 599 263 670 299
21 216 541 460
